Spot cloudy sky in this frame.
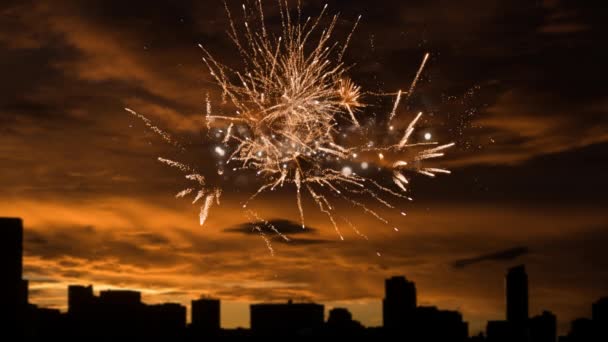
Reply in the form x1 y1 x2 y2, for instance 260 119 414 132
1 0 606 335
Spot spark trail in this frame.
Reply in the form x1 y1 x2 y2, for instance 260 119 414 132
126 1 454 253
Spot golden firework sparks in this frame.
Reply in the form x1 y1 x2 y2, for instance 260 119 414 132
126 0 454 252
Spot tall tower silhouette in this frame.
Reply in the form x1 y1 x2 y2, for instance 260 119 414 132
593 297 608 340
1 218 22 280
383 276 416 330
0 217 28 334
506 265 528 323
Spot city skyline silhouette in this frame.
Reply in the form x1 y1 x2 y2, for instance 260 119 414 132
3 217 606 341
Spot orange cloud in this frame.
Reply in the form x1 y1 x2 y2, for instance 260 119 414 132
2 195 606 333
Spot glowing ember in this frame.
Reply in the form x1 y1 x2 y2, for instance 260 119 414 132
341 166 353 177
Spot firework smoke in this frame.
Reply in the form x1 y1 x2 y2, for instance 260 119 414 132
126 1 454 252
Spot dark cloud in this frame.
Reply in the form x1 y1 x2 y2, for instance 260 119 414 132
132 232 171 246
224 219 333 246
413 141 608 204
224 219 320 235
25 233 48 245
23 224 182 267
452 246 530 269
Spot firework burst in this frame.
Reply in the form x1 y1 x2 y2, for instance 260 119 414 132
126 0 454 252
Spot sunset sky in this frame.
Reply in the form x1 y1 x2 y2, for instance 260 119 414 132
1 0 607 335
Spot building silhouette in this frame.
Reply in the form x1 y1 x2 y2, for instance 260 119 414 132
507 265 529 324
381 275 468 340
592 297 607 340
504 265 529 340
191 297 221 335
93 289 145 337
70 285 187 338
530 311 557 342
27 305 63 338
250 300 324 336
2 216 608 341
66 285 97 337
560 297 608 342
383 275 416 330
147 303 187 337
563 318 594 342
414 306 469 341
68 285 96 316
326 307 364 336
592 297 607 322
0 217 28 337
327 307 353 325
487 320 514 342
486 265 560 342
